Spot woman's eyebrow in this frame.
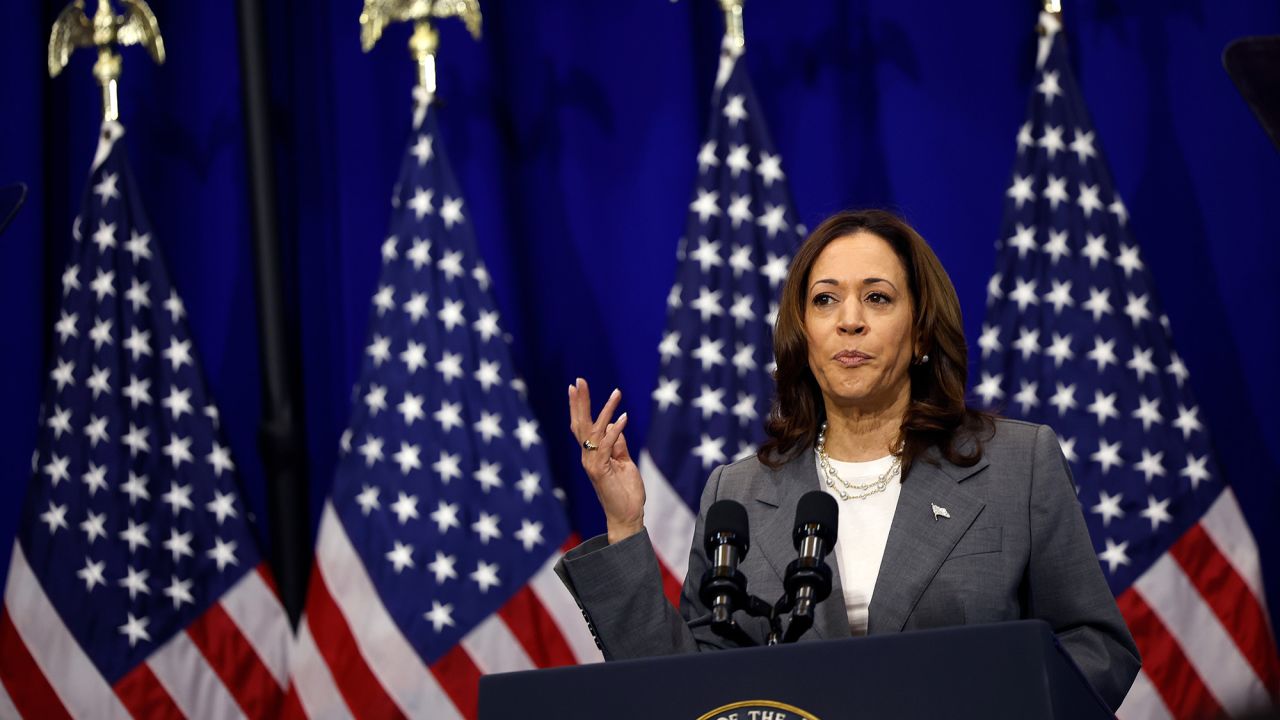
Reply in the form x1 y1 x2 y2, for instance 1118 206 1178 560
810 277 900 292
862 277 899 292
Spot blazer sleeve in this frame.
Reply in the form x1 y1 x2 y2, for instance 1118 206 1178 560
1028 423 1142 710
553 464 750 660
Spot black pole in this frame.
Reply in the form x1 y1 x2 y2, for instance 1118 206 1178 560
235 0 309 627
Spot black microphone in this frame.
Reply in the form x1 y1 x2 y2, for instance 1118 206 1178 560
782 491 838 641
699 500 750 627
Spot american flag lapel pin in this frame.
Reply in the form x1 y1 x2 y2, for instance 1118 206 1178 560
931 503 950 521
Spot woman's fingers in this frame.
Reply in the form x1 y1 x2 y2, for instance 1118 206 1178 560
609 416 632 462
568 378 594 441
567 382 584 439
600 412 628 456
569 380 631 471
570 379 623 441
591 388 622 438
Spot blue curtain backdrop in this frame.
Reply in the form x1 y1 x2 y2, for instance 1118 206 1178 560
3 0 1278 629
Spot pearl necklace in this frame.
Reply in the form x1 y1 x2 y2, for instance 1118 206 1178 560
815 422 902 501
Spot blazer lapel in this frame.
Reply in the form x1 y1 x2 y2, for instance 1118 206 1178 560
752 452 850 640
866 449 990 634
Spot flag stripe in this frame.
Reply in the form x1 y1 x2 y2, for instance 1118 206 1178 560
639 451 697 606
219 564 291 686
428 645 481 720
460 614 536 675
527 553 603 664
495 585 576 668
256 565 282 599
1199 489 1268 605
1136 554 1272 714
113 661 185 720
0 608 72 720
0 672 22 720
1169 523 1280 699
287 616 355 720
2 545 130 719
305 565 406 720
1117 670 1173 720
146 630 247 720
281 686 310 720
657 560 685 608
1117 588 1224 720
186 600 285 718
315 503 462 719
639 450 697 584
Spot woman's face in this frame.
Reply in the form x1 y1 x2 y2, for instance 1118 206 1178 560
803 231 916 413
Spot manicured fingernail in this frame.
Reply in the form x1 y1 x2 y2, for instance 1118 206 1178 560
620 412 628 421
611 388 620 398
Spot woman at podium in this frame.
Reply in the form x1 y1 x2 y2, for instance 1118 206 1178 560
559 209 1140 710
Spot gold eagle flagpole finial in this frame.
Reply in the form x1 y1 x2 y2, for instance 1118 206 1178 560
48 0 165 122
359 0 482 96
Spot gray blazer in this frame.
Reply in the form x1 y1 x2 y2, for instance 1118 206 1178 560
556 418 1141 710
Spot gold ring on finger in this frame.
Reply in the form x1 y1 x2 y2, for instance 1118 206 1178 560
583 439 599 451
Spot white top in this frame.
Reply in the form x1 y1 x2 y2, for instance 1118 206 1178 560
816 452 902 636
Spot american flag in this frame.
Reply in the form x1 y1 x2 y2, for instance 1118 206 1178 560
283 89 599 720
0 122 292 717
638 41 806 601
976 12 1280 719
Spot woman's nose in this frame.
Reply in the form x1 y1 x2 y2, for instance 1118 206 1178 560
836 305 866 335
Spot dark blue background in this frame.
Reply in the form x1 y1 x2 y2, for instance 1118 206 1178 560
3 1 1278 630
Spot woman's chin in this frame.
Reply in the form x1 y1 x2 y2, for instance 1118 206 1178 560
826 390 875 408
823 382 906 411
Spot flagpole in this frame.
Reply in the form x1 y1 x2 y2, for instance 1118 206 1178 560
236 0 311 628
719 0 745 53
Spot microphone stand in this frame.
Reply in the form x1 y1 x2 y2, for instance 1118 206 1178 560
692 586 820 647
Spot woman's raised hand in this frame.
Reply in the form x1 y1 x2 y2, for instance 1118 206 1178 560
568 378 645 544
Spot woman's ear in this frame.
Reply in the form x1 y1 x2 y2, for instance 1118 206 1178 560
912 333 932 366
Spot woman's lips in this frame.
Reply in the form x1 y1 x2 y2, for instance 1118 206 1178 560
834 351 871 368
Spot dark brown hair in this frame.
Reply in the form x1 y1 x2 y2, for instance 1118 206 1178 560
758 209 992 476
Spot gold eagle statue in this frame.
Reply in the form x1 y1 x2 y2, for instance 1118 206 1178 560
48 0 164 78
359 0 482 52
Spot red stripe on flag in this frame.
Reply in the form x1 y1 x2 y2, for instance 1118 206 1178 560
430 644 482 720
1169 523 1280 699
306 565 406 720
185 601 284 718
496 586 576 668
113 661 185 720
658 561 684 608
280 685 308 720
0 609 72 720
257 564 281 599
1117 588 1225 720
